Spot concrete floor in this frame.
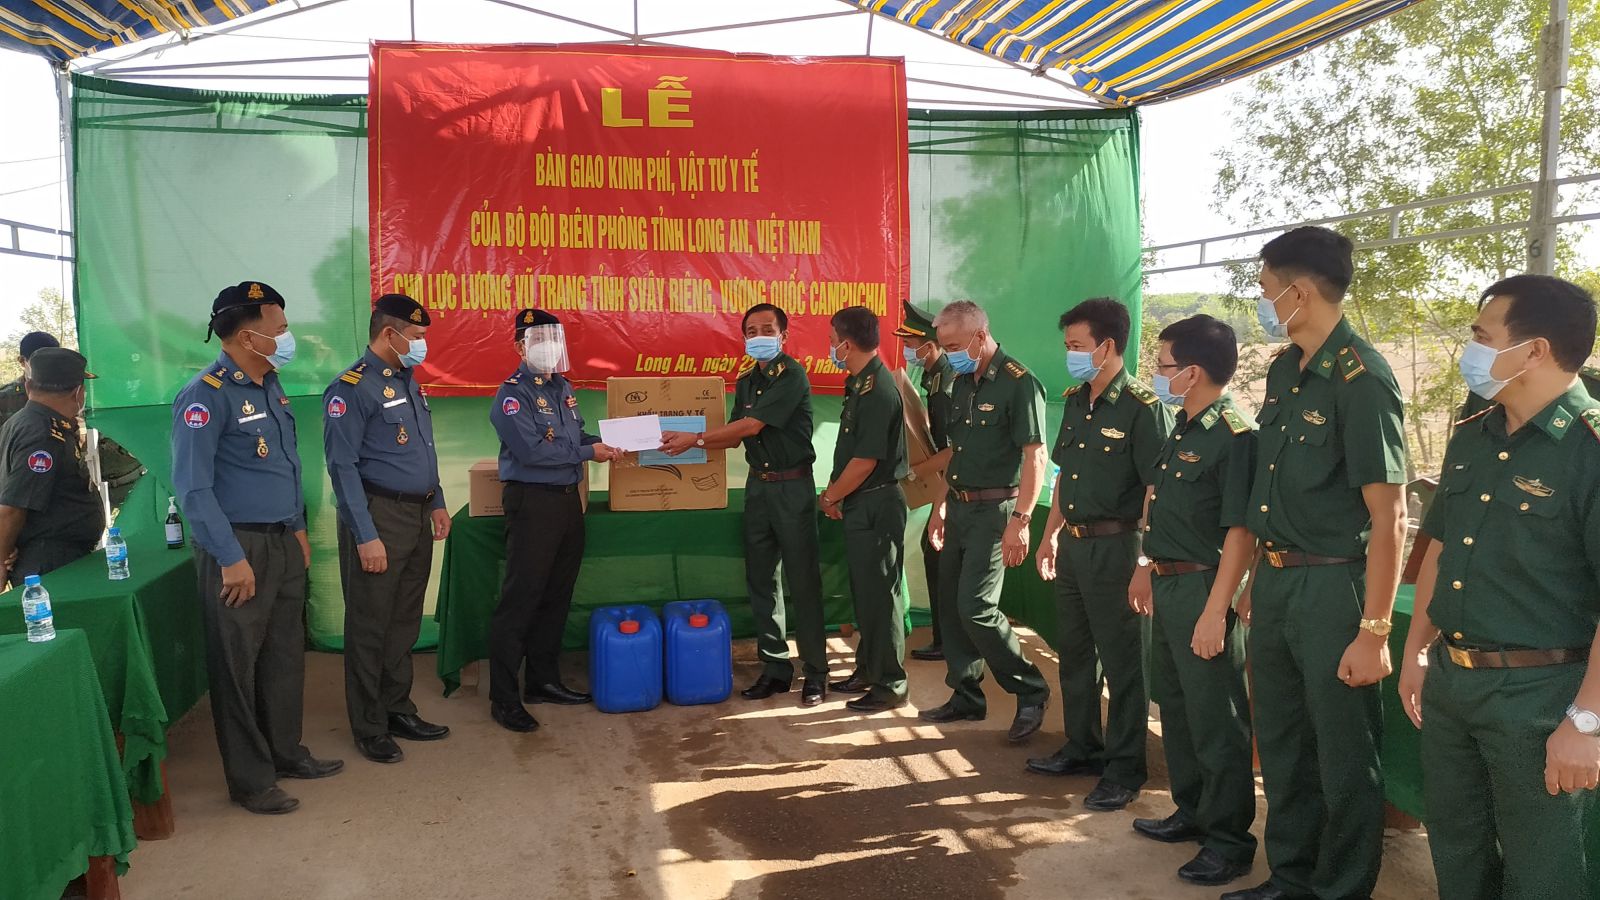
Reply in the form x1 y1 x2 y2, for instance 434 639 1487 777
120 626 1438 900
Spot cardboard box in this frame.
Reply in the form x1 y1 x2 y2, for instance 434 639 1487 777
606 377 729 511
894 368 945 510
467 458 588 516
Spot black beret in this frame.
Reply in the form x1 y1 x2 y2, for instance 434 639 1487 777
375 293 430 326
207 281 285 341
513 308 560 338
19 331 59 360
28 347 96 389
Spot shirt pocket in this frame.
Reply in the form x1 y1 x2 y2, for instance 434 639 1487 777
1288 406 1336 453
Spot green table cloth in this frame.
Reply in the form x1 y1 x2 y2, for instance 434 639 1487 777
436 489 914 695
0 480 207 802
0 630 137 900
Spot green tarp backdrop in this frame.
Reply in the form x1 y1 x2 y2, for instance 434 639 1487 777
71 74 1143 648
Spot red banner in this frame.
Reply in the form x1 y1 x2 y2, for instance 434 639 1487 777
369 42 909 395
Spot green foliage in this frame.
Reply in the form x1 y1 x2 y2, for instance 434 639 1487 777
0 287 77 383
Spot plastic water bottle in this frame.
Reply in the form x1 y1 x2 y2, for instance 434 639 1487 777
165 496 185 549
105 527 130 580
22 575 54 642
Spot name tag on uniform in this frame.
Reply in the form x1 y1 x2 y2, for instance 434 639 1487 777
382 397 409 409
238 413 267 424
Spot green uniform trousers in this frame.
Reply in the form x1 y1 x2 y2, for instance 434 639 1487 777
1250 562 1383 900
1421 642 1592 900
744 477 828 681
843 486 908 702
1053 531 1147 790
937 496 1050 713
337 491 432 740
193 527 312 797
921 529 943 648
1151 569 1256 865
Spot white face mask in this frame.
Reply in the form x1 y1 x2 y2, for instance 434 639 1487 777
524 341 564 372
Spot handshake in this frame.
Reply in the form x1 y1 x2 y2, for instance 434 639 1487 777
591 443 623 462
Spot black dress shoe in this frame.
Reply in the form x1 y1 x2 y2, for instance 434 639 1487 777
740 675 792 700
1007 698 1048 743
845 695 905 713
1132 809 1203 843
491 702 541 733
275 755 344 779
1025 746 1105 777
1083 778 1138 811
388 713 450 741
232 786 299 815
1178 847 1252 887
1218 879 1287 900
525 683 592 705
828 675 871 694
357 734 404 764
917 700 986 723
909 643 944 661
800 677 826 707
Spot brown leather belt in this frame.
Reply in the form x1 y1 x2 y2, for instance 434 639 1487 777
1443 640 1589 670
1263 549 1364 568
1063 519 1139 539
755 468 809 483
949 487 1020 503
1152 560 1217 577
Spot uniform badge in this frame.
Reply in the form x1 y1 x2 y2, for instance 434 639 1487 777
1101 427 1126 439
26 450 52 473
536 397 549 409
1177 450 1200 463
383 386 397 399
502 397 521 416
565 396 577 408
241 400 256 415
256 436 270 458
327 396 347 418
279 397 290 406
978 403 995 412
532 376 545 386
1301 410 1327 426
544 427 556 443
247 283 265 300
397 425 409 445
1513 475 1555 498
183 403 211 428
233 371 245 381
383 368 394 378
410 308 424 323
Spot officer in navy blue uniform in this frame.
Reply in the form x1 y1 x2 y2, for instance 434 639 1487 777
323 293 451 764
486 308 618 733
172 281 343 815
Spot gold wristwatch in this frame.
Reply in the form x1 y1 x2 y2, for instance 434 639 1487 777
1359 617 1393 637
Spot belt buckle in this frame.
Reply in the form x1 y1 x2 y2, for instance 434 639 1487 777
1265 550 1286 568
1447 645 1474 669
1065 523 1087 539
955 489 972 503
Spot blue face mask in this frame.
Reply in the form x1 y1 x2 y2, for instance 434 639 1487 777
392 330 427 368
903 344 924 368
1256 285 1298 340
946 335 982 375
1458 339 1531 400
1065 343 1105 382
1152 370 1189 406
828 342 848 371
249 329 296 369
745 335 780 362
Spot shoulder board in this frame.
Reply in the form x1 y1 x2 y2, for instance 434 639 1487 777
1126 382 1158 406
1221 407 1252 435
929 372 941 394
504 375 520 385
861 373 875 394
1453 405 1495 428
1581 408 1600 441
1338 346 1367 382
200 366 227 389
1003 360 1027 379
1063 384 1082 398
339 361 366 385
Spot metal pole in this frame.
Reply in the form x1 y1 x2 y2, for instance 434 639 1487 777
1527 0 1569 275
54 63 77 314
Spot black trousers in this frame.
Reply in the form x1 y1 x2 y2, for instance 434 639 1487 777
13 537 95 586
489 482 584 706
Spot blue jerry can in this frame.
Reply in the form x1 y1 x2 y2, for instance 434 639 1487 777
662 599 733 706
588 605 663 714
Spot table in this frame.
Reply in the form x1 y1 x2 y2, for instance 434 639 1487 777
0 479 208 806
436 489 909 695
0 630 137 900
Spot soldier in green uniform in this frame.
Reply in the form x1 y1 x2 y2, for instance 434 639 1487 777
917 299 1051 742
661 303 829 706
1126 316 1257 887
0 348 104 588
1399 275 1600 900
1030 298 1174 812
819 306 910 712
1225 227 1409 900
894 300 956 662
0 333 61 431
1456 362 1600 423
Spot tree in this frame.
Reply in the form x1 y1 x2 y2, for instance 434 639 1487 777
0 287 78 383
1212 0 1600 471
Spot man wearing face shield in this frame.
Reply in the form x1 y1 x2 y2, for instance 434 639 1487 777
894 300 956 662
0 347 104 588
323 293 452 764
172 281 343 816
487 309 618 733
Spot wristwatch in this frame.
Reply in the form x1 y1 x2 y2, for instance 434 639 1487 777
1567 704 1600 736
1010 510 1031 525
1136 555 1151 568
1359 617 1393 637
695 432 706 448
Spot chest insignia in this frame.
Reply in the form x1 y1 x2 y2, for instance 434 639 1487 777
978 403 995 412
383 386 397 400
1100 426 1126 439
1513 476 1555 498
241 400 255 416
1177 450 1200 463
1302 409 1326 426
256 436 269 458
536 396 549 408
396 425 409 445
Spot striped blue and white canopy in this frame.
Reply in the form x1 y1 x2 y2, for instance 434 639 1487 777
0 0 277 64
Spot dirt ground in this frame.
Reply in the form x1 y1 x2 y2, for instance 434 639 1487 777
119 627 1438 899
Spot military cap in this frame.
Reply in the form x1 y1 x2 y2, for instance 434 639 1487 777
375 293 431 326
206 281 285 341
18 332 60 360
28 347 96 390
513 308 560 338
892 300 937 340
